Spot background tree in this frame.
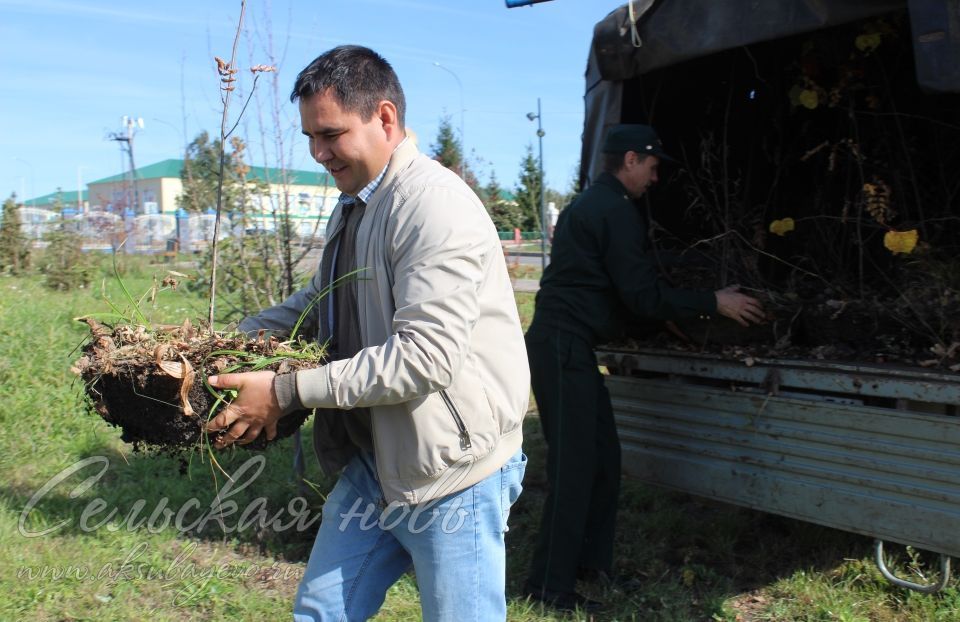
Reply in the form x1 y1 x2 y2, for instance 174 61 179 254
484 172 522 231
51 189 65 214
36 223 93 291
430 114 485 201
430 115 462 174
461 160 483 200
514 144 542 231
0 194 30 274
544 164 581 212
187 135 286 321
177 131 260 213
178 132 220 212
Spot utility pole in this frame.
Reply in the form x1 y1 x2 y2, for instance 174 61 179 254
527 98 547 270
109 116 144 214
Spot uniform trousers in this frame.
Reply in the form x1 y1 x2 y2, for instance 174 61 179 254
525 324 621 593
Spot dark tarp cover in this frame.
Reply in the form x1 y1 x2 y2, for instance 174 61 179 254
581 0 960 185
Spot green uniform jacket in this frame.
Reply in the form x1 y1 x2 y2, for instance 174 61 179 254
531 172 716 345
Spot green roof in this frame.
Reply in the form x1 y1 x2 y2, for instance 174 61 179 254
88 159 333 187
246 164 332 186
23 189 88 207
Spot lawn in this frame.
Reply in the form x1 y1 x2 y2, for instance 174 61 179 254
0 256 956 621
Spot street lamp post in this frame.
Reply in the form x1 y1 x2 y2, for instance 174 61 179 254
433 62 465 176
527 98 547 270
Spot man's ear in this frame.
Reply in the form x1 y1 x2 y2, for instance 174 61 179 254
376 100 402 140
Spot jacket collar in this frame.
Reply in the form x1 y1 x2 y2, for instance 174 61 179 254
326 138 420 241
368 137 419 207
593 171 630 199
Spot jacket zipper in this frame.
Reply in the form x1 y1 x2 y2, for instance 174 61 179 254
440 390 472 450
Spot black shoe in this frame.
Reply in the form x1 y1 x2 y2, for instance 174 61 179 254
523 579 603 613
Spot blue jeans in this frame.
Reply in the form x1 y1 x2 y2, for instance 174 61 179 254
294 449 527 621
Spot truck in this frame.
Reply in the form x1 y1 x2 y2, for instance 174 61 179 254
578 0 960 593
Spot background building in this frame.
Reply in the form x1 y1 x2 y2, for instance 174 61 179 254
18 159 338 252
86 159 338 223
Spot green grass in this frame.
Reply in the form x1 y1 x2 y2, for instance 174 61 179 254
0 263 957 621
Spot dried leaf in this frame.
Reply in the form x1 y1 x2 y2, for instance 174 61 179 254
154 344 175 366
863 180 894 225
855 32 882 53
883 229 918 255
161 276 179 290
180 317 195 340
178 356 195 417
769 218 795 237
158 360 185 378
799 89 819 110
72 355 91 375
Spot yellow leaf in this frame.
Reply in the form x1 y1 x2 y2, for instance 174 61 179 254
799 89 819 110
788 84 804 107
855 32 882 53
682 567 696 586
883 229 918 254
769 217 796 237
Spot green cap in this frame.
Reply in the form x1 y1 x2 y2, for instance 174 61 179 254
601 124 676 162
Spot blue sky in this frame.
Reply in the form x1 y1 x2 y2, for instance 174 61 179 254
1 0 624 204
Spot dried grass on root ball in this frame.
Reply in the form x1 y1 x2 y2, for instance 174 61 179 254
72 318 322 452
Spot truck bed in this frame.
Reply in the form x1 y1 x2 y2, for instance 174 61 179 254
597 346 960 558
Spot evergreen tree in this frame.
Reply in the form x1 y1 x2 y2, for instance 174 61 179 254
0 194 30 274
484 172 522 231
429 114 486 200
429 115 462 174
515 144 542 231
462 160 483 200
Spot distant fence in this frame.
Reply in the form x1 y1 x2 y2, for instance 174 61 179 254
497 230 545 241
16 209 327 254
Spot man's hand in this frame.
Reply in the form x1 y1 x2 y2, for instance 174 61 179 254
714 285 765 328
206 370 282 449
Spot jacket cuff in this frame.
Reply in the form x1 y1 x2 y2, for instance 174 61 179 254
272 373 304 415
293 365 337 409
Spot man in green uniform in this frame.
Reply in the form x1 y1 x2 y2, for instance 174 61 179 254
524 124 764 611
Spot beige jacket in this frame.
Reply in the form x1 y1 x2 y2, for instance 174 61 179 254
241 140 529 505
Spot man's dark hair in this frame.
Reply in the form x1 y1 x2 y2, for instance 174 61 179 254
290 45 406 127
601 152 625 174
